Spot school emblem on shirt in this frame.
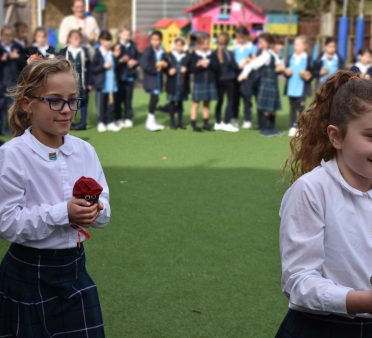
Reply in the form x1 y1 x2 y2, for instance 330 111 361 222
49 152 57 161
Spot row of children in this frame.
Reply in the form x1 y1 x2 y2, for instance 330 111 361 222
2 22 372 136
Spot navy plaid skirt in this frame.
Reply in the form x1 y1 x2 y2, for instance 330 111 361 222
192 82 218 102
276 309 372 338
0 243 104 337
257 77 281 113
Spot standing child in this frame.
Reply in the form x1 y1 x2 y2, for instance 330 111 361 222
60 29 91 130
350 48 372 79
0 25 26 135
233 26 257 129
13 21 29 50
164 36 189 129
212 31 239 132
140 30 167 131
314 36 344 86
284 35 313 137
238 33 281 136
276 71 372 337
0 58 110 337
114 24 139 129
92 30 121 133
189 34 217 132
28 27 55 58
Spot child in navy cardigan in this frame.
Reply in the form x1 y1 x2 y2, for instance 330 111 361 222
114 25 139 129
140 30 168 131
284 36 313 137
164 36 189 129
212 32 239 132
0 25 26 135
92 30 120 133
350 48 372 79
59 29 91 131
189 35 217 132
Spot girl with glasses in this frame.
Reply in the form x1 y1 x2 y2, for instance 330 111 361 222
0 57 110 337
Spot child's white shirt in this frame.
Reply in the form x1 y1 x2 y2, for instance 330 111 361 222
33 43 50 57
195 50 211 59
292 52 307 65
0 128 111 249
355 62 371 75
239 49 271 78
171 51 186 63
67 46 83 60
280 158 372 317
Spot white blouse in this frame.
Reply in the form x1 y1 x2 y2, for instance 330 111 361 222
0 128 110 249
280 158 372 317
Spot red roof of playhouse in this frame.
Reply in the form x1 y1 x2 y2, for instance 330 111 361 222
184 0 264 14
154 18 191 30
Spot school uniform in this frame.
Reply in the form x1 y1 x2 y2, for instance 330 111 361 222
233 40 257 121
140 46 166 114
115 40 139 122
276 158 372 337
313 52 344 85
92 47 118 125
0 41 26 134
211 48 239 124
189 50 218 102
164 50 189 128
255 50 281 119
28 44 56 58
60 46 91 129
285 52 313 128
0 128 110 337
350 62 372 78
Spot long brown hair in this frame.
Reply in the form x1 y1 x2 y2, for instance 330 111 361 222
217 32 229 63
8 58 78 137
286 70 372 183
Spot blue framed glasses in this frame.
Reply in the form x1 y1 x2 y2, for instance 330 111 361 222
28 95 84 112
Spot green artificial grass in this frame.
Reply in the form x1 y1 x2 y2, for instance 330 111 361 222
0 88 294 337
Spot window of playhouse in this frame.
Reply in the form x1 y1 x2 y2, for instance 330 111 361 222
252 23 264 31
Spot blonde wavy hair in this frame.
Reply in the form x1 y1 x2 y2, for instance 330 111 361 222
8 57 78 137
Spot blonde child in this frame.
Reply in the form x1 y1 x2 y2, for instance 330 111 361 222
0 58 110 337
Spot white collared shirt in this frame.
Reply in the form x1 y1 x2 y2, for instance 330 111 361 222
355 62 371 75
0 128 111 249
292 52 307 65
67 46 83 60
171 51 186 63
195 49 211 59
33 43 50 57
280 158 372 317
240 49 271 78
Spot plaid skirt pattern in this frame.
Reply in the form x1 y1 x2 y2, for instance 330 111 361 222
257 76 281 113
192 82 218 102
0 243 104 338
276 309 372 338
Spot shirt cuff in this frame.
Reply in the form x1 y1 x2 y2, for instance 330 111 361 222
49 201 69 226
323 284 354 314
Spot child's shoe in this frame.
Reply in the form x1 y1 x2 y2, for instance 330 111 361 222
145 114 164 131
221 122 239 133
230 118 239 128
107 122 121 132
242 121 252 129
97 122 107 133
214 122 222 131
123 119 134 129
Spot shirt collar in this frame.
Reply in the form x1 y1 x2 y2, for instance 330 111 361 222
24 128 74 161
321 158 372 198
195 50 211 58
322 53 338 62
